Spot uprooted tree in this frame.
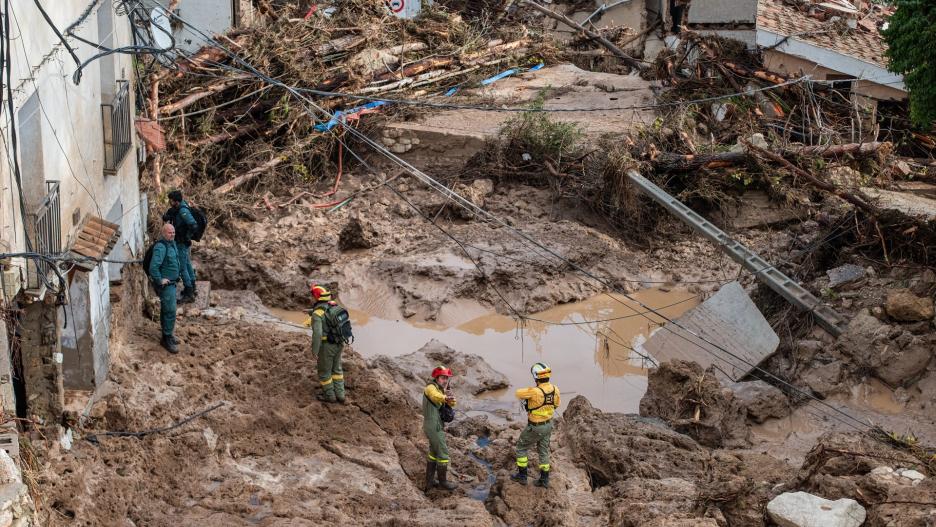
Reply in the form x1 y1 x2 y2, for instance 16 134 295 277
884 0 936 127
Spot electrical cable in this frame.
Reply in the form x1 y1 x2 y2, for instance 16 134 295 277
31 0 83 81
8 6 104 220
166 12 878 436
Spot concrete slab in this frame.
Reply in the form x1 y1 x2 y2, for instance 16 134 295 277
380 64 657 165
643 281 779 383
178 280 212 310
863 187 936 221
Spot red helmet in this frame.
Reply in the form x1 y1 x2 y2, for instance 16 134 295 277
310 283 331 301
431 366 453 379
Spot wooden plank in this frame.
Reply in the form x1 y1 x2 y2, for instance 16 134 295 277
642 282 779 383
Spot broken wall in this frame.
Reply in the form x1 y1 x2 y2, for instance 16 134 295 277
20 299 63 421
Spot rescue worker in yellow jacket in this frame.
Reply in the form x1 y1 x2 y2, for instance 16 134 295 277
423 366 457 491
511 362 560 488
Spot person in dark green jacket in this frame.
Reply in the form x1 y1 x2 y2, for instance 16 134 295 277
149 223 182 354
163 190 198 304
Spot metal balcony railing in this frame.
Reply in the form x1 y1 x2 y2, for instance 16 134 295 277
26 181 61 292
102 80 132 174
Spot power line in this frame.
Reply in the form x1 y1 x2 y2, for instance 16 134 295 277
165 12 876 436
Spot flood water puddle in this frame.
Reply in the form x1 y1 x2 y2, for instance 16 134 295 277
270 289 699 414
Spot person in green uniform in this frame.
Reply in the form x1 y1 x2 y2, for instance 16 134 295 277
423 366 457 492
308 284 346 403
511 362 560 488
148 223 182 354
162 190 199 304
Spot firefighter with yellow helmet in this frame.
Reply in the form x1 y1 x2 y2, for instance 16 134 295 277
511 362 560 488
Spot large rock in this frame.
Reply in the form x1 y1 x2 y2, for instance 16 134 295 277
803 361 845 396
370 340 509 404
730 380 790 423
766 492 866 527
562 396 711 485
885 288 935 322
835 311 933 388
639 360 749 448
338 213 384 250
605 478 719 527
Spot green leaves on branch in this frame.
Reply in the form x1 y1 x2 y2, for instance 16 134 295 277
883 0 936 127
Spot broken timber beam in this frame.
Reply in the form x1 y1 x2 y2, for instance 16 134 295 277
625 169 848 336
521 0 647 71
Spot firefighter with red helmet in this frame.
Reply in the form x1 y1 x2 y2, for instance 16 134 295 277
423 365 457 491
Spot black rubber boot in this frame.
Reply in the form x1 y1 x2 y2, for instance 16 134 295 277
161 335 179 354
534 470 550 488
425 461 437 491
436 463 457 491
510 466 528 485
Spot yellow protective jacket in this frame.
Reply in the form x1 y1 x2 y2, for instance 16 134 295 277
516 382 560 423
423 382 455 432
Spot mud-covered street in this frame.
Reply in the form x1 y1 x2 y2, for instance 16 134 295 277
7 1 936 526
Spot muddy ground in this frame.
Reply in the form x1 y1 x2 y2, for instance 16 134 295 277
29 161 936 525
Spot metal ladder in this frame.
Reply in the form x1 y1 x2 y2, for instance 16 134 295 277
626 170 848 337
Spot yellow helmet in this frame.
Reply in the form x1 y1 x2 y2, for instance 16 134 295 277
531 362 551 380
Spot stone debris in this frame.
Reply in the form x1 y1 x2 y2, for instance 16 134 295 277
884 288 935 322
826 264 866 289
729 380 791 423
766 491 866 527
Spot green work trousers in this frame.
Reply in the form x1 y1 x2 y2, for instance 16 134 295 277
159 283 177 337
317 341 345 400
178 243 196 290
516 420 553 472
424 424 450 464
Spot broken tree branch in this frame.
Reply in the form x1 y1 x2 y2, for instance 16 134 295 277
214 154 288 195
521 0 647 71
744 141 881 216
653 141 891 172
159 74 252 114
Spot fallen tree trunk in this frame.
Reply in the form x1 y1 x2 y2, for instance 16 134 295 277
522 0 646 71
653 141 891 172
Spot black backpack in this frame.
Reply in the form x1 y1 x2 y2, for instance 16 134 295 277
188 205 208 242
322 303 354 344
141 240 167 280
165 204 208 242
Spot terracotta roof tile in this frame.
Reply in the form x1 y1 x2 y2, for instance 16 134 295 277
69 216 121 270
757 0 889 68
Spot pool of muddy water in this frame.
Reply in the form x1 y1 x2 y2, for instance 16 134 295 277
271 288 699 414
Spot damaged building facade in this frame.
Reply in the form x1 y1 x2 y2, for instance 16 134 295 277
687 0 905 138
0 0 145 444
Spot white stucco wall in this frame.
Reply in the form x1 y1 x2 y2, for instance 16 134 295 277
141 0 234 53
0 0 143 291
0 1 144 392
